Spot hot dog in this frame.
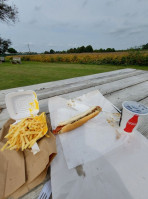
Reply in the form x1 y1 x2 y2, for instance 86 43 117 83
52 106 102 134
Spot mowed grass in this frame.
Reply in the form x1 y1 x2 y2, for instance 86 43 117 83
0 61 148 90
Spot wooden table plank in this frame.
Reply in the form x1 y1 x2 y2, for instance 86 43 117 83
36 70 145 100
106 81 148 109
137 97 148 138
36 70 143 95
37 70 147 109
0 69 140 108
0 71 148 130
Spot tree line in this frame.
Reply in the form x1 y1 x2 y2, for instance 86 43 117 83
43 45 116 54
43 44 148 54
1 42 148 56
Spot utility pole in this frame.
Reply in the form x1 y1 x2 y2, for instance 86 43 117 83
27 43 31 53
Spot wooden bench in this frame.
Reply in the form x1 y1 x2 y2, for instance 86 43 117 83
0 57 5 62
11 57 21 64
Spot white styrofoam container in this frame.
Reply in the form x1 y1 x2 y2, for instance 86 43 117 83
5 90 39 121
5 90 40 154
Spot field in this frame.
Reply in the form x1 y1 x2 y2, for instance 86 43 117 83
7 51 148 66
0 61 148 90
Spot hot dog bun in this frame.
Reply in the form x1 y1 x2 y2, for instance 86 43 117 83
53 106 102 134
59 108 100 134
59 106 100 126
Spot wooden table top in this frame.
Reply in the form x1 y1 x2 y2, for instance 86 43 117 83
1 68 148 199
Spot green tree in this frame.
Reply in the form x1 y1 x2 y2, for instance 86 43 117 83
0 0 18 23
0 37 11 54
67 48 74 53
44 51 50 54
142 43 148 50
0 1 18 55
7 47 17 53
85 45 93 52
78 46 85 53
106 48 115 52
50 49 55 54
99 48 105 52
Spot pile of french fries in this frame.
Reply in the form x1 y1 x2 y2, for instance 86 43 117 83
1 112 49 151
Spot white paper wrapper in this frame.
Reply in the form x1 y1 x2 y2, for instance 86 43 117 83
48 90 126 169
31 142 40 155
50 90 148 199
51 132 148 199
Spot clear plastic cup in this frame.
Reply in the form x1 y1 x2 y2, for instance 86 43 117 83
120 101 148 133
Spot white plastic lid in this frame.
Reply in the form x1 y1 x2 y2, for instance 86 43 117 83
5 90 39 121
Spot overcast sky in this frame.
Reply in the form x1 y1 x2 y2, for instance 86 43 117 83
0 0 148 52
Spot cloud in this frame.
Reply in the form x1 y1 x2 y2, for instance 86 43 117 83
137 0 147 2
123 12 138 18
109 23 148 37
67 43 78 47
109 27 131 35
24 42 34 46
82 0 88 7
48 43 58 47
28 19 38 25
51 22 70 28
0 0 148 52
34 5 42 11
128 30 143 35
106 0 121 6
106 1 114 6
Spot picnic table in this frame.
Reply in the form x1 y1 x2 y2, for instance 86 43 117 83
11 57 21 64
0 57 5 62
0 68 148 199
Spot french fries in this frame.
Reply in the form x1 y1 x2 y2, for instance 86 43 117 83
1 112 49 151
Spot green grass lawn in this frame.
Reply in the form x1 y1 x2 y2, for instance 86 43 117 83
0 61 147 90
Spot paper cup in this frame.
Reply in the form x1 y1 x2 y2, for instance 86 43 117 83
120 101 148 133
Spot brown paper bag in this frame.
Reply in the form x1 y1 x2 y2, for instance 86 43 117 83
0 153 8 199
11 167 48 199
0 115 57 199
0 119 25 199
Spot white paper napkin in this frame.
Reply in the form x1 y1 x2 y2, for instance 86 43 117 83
48 90 127 169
